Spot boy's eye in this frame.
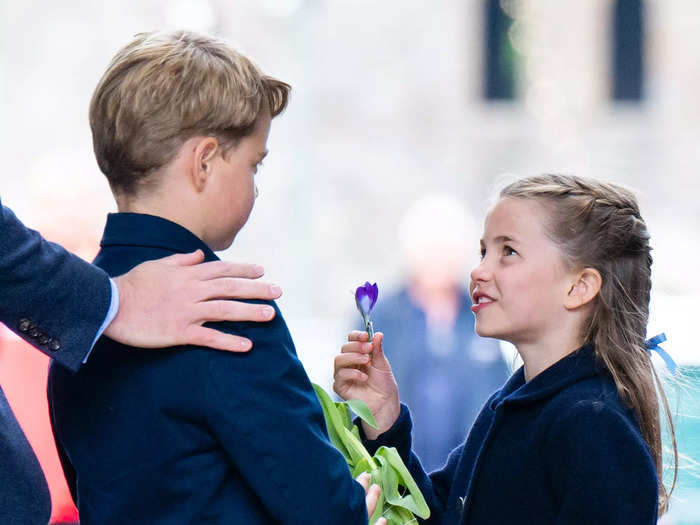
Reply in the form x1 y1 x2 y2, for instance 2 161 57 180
503 245 517 256
479 248 486 260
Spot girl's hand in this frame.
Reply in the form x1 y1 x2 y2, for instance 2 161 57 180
333 331 400 439
356 472 387 525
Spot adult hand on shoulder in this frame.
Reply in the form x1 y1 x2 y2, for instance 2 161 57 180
356 472 386 525
334 331 400 439
105 250 282 352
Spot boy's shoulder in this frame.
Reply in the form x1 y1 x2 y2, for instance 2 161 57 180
203 298 294 355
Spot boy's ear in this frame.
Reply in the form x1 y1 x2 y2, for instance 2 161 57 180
564 267 602 310
192 137 220 192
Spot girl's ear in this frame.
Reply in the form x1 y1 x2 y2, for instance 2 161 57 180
564 267 602 310
192 137 219 192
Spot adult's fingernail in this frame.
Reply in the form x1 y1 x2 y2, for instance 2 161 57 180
239 340 252 351
270 284 282 296
262 305 275 318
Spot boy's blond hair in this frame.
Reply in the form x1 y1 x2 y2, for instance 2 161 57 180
89 30 290 196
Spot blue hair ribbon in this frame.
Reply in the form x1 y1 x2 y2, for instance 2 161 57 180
645 333 677 374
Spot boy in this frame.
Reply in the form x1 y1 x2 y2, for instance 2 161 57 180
48 31 372 524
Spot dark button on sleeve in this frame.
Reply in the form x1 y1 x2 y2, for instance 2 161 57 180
18 318 32 333
38 334 50 345
29 326 40 338
48 339 61 352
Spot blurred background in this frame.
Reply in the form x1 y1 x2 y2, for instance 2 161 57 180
1 0 699 522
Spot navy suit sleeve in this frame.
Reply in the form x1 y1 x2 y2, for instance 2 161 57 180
202 302 368 525
545 401 658 524
361 404 460 523
0 198 111 371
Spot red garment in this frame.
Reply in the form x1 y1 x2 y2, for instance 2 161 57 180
0 326 78 523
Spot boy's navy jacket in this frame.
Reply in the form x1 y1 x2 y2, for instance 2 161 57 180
48 213 367 525
362 344 659 524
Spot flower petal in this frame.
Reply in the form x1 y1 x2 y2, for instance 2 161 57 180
368 283 379 310
355 282 379 316
355 285 369 315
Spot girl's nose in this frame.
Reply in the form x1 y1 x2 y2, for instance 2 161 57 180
470 258 492 284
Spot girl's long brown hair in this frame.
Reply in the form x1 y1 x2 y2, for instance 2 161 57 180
500 174 677 514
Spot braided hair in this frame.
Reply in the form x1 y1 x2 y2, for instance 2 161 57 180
500 174 677 514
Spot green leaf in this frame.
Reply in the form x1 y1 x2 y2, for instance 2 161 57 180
375 447 430 519
312 383 352 461
346 398 379 429
374 455 422 519
342 426 376 469
383 504 416 524
336 401 353 430
350 457 372 478
313 384 430 523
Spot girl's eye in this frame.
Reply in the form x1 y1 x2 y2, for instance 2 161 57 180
479 248 486 260
503 245 517 256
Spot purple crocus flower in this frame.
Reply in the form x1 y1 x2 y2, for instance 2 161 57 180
355 282 378 315
355 282 378 338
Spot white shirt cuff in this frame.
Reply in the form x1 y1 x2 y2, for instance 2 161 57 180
84 277 120 363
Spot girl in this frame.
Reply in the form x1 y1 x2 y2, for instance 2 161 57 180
334 174 677 524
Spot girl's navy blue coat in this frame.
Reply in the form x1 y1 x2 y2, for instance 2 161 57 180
362 345 659 524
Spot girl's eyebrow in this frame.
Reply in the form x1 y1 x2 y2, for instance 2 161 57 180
481 235 518 245
494 235 517 243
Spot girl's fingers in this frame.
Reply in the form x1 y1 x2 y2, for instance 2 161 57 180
368 332 393 372
371 332 384 354
334 353 371 374
333 368 368 384
341 341 373 354
347 330 370 342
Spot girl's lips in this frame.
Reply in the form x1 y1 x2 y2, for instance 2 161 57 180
470 293 496 313
471 300 494 313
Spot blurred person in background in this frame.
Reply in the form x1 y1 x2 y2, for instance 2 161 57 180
367 194 509 471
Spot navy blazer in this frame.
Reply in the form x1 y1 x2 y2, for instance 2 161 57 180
48 213 367 525
0 388 51 524
0 197 111 371
362 345 659 524
1 196 111 523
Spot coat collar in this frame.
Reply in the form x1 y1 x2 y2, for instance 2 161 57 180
491 344 602 409
100 213 218 262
